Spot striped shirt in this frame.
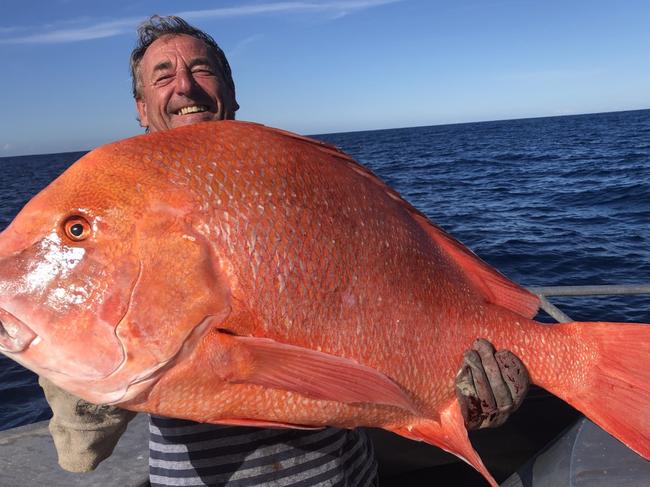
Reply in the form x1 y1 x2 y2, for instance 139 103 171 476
149 416 378 487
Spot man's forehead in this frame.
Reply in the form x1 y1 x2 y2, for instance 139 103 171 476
141 34 214 69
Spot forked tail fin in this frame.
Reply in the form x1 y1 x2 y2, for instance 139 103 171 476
538 322 650 459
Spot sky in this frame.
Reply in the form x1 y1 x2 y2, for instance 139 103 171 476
1 0 649 156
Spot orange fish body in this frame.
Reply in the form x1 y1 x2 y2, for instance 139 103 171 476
0 121 648 486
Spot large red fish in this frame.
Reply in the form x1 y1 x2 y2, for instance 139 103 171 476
0 121 648 485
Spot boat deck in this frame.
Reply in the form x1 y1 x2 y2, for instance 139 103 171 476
0 413 149 486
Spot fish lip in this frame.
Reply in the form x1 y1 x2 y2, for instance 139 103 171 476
0 307 37 353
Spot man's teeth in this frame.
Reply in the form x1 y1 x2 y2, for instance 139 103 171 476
177 106 207 115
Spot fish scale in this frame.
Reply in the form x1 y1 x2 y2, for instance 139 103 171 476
0 121 648 486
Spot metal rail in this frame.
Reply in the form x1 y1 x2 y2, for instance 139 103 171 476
526 284 650 323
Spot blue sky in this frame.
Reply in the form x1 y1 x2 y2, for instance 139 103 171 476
1 0 649 156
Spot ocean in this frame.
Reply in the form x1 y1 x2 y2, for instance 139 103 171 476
1 109 650 431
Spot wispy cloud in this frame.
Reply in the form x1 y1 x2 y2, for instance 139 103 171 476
0 0 401 45
0 18 138 44
228 34 266 59
0 26 25 35
177 0 400 21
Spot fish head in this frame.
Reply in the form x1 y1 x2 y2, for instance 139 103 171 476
0 141 230 404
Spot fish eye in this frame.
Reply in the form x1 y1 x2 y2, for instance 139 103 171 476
63 216 91 242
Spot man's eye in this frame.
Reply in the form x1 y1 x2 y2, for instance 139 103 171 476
192 67 214 75
154 75 174 84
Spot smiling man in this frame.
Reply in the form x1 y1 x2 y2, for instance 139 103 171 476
132 28 239 131
39 15 529 487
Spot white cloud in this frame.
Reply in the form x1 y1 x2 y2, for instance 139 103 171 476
178 0 401 20
0 0 402 44
0 26 23 34
0 18 137 44
228 34 266 58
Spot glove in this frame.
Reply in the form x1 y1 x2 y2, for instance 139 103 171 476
455 338 529 430
39 376 137 472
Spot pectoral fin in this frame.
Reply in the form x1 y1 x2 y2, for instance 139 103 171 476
215 333 417 412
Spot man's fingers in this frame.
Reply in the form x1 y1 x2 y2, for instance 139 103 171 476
454 340 531 430
455 349 497 429
495 350 530 411
464 348 498 413
472 339 514 414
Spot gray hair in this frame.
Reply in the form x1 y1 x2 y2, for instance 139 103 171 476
129 15 237 106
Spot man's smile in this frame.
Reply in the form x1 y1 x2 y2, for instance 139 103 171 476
175 105 209 116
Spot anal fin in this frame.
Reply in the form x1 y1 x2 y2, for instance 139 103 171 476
388 400 498 487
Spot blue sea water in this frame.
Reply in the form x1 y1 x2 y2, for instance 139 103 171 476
1 109 650 430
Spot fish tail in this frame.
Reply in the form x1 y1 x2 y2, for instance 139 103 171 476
389 401 498 487
535 321 650 459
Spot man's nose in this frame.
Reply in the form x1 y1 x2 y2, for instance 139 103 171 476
174 68 196 96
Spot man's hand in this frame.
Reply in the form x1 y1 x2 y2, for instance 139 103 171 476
39 376 136 472
455 339 529 430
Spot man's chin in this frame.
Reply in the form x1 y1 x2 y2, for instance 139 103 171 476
169 112 219 129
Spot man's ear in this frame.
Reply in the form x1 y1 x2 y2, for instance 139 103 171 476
135 98 149 128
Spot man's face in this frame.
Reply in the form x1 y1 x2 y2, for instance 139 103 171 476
135 34 237 133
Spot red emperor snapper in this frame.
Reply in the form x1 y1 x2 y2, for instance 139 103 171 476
0 121 648 486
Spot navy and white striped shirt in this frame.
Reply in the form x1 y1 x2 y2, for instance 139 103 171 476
149 416 378 487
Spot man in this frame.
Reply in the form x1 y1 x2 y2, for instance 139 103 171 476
40 15 529 487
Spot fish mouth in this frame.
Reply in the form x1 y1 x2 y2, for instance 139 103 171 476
0 307 37 353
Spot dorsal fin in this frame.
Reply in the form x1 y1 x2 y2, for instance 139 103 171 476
256 122 540 318
253 122 360 164
411 213 540 318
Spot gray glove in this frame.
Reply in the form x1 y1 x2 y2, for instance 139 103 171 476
455 338 529 430
39 376 137 472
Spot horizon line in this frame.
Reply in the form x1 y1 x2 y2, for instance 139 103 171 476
3 107 648 159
